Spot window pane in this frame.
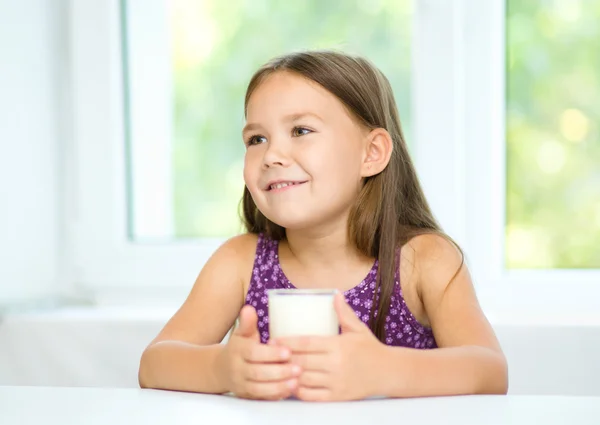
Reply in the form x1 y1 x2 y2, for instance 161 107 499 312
126 0 413 240
506 0 600 268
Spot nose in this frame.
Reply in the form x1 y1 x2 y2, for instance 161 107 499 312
262 138 291 169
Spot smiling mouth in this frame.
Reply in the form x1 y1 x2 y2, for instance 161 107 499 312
267 181 307 191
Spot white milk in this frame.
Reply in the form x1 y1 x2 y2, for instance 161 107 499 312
268 289 339 339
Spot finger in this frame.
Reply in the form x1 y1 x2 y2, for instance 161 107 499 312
297 371 329 388
295 386 332 402
275 336 333 353
234 306 260 341
243 379 298 400
243 342 291 363
290 353 330 372
245 363 302 382
334 292 367 333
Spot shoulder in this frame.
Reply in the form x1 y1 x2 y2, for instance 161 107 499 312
185 233 260 311
405 233 463 271
212 233 260 296
210 232 260 272
215 232 260 256
403 233 465 305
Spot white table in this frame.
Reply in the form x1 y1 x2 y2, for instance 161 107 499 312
1 386 599 425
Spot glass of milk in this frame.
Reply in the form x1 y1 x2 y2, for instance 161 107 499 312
267 289 340 339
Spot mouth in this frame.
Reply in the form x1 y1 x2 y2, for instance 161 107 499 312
265 181 308 192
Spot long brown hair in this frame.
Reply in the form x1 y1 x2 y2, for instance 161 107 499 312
241 50 462 342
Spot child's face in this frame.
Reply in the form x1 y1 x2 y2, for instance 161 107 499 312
243 71 369 231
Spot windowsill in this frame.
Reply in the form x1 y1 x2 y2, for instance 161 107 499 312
4 300 600 328
483 309 600 327
2 305 179 322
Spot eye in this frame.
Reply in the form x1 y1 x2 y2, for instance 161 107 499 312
246 134 267 146
292 126 312 137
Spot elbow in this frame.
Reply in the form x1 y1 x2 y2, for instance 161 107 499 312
138 369 148 389
484 351 509 395
496 357 509 395
490 376 509 396
491 377 509 395
138 347 153 389
138 374 148 389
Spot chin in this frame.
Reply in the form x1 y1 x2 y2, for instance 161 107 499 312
260 208 316 231
263 214 310 230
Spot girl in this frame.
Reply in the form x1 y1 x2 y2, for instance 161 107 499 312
138 50 508 401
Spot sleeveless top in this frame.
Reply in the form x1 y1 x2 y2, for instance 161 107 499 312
244 233 437 349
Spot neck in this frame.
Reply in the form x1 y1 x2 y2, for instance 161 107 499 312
283 222 366 269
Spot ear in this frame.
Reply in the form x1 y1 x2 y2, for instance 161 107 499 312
361 128 393 178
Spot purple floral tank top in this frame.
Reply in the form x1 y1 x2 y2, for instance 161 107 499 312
244 233 437 349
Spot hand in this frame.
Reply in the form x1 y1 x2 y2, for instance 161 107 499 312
274 293 386 402
218 305 301 400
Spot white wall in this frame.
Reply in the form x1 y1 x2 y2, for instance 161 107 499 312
497 325 600 396
0 0 67 306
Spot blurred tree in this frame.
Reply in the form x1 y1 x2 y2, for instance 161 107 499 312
506 0 600 268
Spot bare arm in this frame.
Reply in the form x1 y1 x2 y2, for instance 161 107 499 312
138 234 255 393
378 235 508 397
139 342 230 393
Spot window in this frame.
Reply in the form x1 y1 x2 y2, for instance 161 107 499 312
69 0 600 315
455 0 600 319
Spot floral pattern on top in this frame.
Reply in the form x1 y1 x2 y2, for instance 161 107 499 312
245 233 437 348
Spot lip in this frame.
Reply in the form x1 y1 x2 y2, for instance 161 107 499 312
264 180 308 192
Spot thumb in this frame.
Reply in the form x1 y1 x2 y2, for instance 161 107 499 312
234 305 260 341
334 292 367 333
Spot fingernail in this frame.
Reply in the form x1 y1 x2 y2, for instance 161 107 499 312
287 379 297 389
292 365 301 375
280 349 290 359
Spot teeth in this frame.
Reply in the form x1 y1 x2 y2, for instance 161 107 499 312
270 182 297 190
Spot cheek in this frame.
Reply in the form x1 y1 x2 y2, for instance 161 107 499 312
319 143 362 178
242 163 257 193
311 155 362 200
243 152 258 182
331 151 364 193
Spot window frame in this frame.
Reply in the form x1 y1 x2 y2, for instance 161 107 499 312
68 0 220 305
68 0 600 315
